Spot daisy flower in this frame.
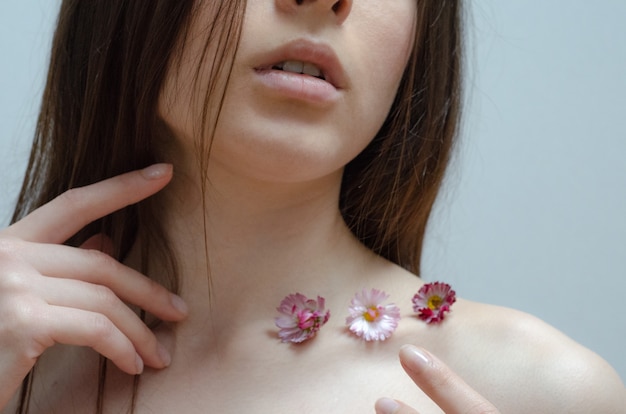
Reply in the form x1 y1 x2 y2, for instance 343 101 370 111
346 289 400 341
275 293 330 343
412 282 456 324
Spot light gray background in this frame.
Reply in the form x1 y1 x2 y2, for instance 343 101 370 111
1 1 624 382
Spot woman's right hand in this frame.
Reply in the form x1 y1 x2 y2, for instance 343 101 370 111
0 164 188 407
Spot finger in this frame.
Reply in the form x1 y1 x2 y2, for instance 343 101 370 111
80 233 114 255
42 305 145 375
4 163 172 244
9 240 187 322
375 397 419 414
35 276 170 369
398 345 500 414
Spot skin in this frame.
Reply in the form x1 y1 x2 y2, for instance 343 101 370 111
160 0 415 185
1 0 624 412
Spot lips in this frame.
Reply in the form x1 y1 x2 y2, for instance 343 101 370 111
253 38 348 92
271 61 325 80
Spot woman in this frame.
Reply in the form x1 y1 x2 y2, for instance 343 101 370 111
0 0 623 413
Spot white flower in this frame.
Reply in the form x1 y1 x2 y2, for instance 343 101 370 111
346 289 400 341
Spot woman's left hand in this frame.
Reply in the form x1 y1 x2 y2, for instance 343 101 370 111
375 345 500 414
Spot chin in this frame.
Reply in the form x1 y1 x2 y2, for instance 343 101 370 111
209 110 368 184
209 137 348 184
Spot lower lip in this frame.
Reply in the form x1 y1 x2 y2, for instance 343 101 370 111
254 69 341 105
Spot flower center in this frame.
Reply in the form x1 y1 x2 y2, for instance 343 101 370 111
363 306 380 322
427 295 443 310
297 310 316 330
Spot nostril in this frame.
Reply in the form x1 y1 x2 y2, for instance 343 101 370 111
282 0 352 22
332 0 351 19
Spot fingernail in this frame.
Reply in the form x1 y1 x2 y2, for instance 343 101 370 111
375 398 400 414
171 294 189 315
400 344 431 372
157 342 172 367
135 353 144 374
141 163 172 180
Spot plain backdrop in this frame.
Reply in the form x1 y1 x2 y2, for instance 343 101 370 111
1 1 624 384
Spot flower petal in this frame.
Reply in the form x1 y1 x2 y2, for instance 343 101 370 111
276 293 330 343
412 282 456 324
346 289 400 341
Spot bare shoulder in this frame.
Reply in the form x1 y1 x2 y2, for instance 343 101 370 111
434 299 626 413
364 262 625 413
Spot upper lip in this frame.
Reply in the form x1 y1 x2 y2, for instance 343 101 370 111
253 38 348 90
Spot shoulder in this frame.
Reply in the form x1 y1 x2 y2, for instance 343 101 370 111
432 299 626 413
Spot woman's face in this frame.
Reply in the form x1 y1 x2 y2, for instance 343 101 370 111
160 0 417 183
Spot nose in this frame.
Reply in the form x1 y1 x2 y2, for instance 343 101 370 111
276 0 353 25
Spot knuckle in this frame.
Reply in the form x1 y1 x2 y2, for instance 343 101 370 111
86 248 119 275
57 187 85 207
90 314 117 340
0 242 33 293
0 238 27 267
5 299 36 329
93 284 119 308
429 363 455 389
0 237 20 257
1 300 53 350
0 270 30 293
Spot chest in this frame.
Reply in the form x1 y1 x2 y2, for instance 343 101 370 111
122 359 443 414
35 348 444 414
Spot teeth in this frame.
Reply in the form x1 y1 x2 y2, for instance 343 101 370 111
302 62 322 78
273 60 324 80
282 60 304 74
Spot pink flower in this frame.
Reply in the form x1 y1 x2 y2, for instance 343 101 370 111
412 282 456 324
275 293 330 343
346 289 400 341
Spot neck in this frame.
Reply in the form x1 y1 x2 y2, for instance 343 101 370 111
138 162 381 352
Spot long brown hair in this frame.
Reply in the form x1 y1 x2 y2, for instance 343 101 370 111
12 0 462 412
342 1 463 272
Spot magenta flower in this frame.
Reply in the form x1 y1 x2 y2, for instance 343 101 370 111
412 282 456 324
346 289 400 341
275 293 330 343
